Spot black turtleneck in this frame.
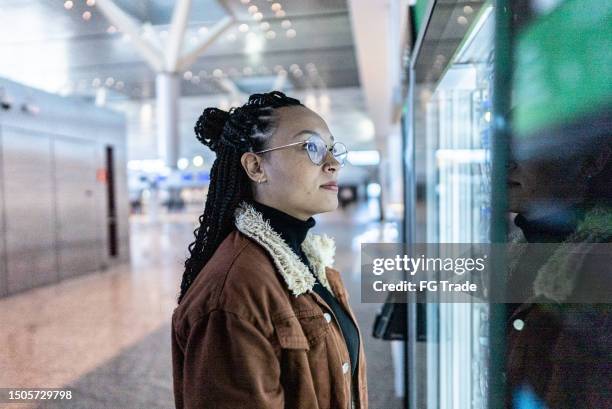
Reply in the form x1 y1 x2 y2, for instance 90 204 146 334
513 206 584 243
249 200 359 376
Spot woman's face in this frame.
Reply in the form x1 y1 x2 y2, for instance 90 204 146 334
248 105 341 220
507 154 586 216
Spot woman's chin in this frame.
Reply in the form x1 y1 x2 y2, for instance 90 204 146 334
313 193 339 213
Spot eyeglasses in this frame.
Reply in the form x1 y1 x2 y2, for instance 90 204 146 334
254 134 348 167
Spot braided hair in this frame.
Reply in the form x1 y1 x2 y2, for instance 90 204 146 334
178 91 302 304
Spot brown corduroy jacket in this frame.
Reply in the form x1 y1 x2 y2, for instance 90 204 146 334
171 202 368 409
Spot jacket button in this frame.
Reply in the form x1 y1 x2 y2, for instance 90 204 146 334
323 313 332 323
513 319 525 331
342 362 350 374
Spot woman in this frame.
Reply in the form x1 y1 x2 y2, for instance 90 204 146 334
171 91 368 409
504 135 612 408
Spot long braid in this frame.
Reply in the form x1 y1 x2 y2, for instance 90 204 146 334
178 91 302 304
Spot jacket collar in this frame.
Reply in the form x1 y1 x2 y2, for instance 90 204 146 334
510 205 612 302
234 201 336 297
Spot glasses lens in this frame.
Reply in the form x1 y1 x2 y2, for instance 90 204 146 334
305 136 327 165
332 142 348 167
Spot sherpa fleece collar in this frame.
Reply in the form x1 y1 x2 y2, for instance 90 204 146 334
509 205 612 302
234 201 336 297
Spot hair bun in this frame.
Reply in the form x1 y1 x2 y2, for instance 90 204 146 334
194 107 230 153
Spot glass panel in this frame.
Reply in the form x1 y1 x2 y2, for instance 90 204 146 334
413 3 494 408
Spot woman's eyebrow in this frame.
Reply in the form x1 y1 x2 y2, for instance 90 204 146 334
292 130 335 142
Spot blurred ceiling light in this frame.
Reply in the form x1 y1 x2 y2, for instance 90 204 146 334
64 1 74 10
281 20 291 29
107 25 117 33
367 183 382 197
319 93 330 112
275 10 286 17
240 0 250 3
265 30 276 39
183 71 193 80
293 69 303 77
271 3 282 12
260 22 270 30
177 158 189 170
140 103 153 125
289 64 299 72
198 26 208 35
82 11 92 20
105 77 114 86
359 118 375 138
95 90 106 106
213 68 224 77
305 94 317 110
463 5 474 14
248 5 258 14
238 24 249 32
349 151 380 166
253 12 263 21
193 155 204 167
92 78 101 87
86 0 96 6
457 15 468 25
245 34 264 54
286 28 296 38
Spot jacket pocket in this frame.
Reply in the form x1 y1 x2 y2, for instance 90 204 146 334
273 314 310 350
273 310 329 350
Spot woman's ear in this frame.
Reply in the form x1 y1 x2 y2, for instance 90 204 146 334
240 152 266 183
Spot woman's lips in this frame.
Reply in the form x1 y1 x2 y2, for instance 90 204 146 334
320 183 338 192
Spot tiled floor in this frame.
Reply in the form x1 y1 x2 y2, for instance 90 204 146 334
0 201 404 409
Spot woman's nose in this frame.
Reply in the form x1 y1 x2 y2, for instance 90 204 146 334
324 152 339 172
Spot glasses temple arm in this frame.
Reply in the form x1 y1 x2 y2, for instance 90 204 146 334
254 140 306 154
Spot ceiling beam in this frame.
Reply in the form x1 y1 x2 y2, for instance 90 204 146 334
348 0 408 145
177 16 234 72
165 0 192 72
95 0 164 71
